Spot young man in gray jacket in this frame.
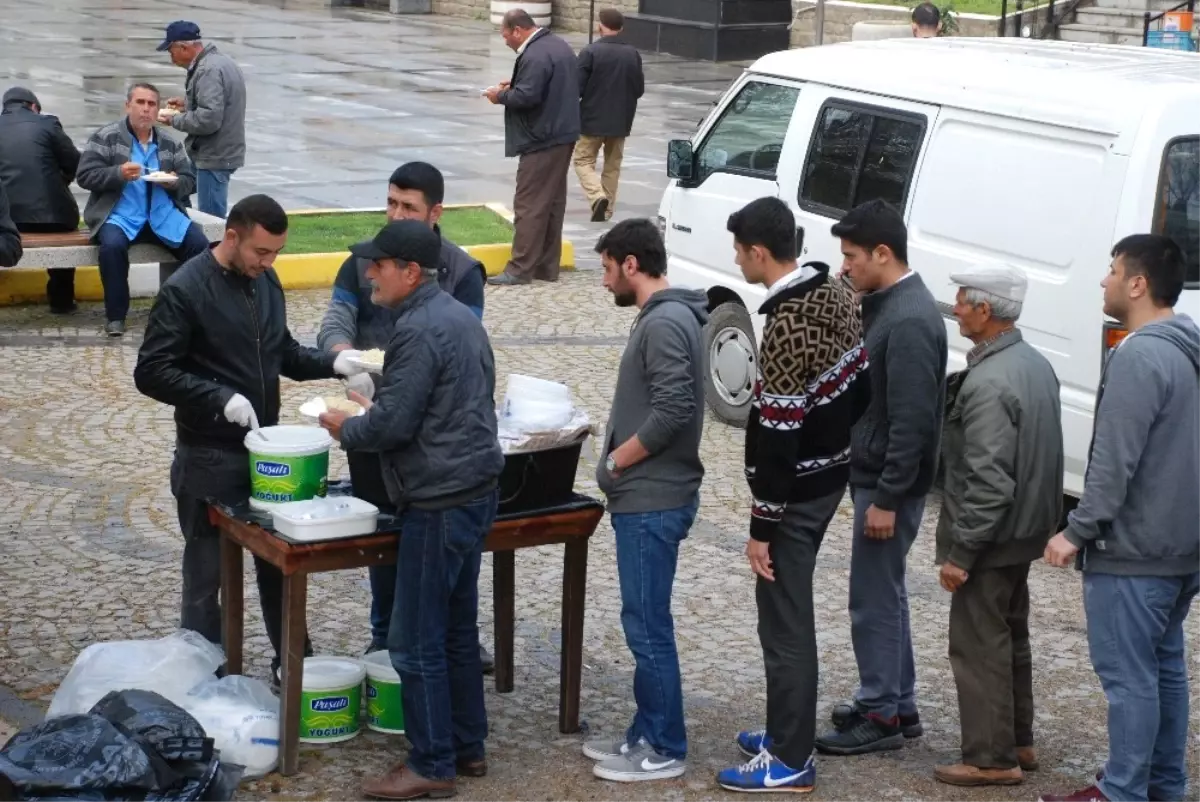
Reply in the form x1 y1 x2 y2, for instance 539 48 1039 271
583 219 707 783
816 199 947 756
1042 235 1199 802
156 21 247 218
933 264 1063 789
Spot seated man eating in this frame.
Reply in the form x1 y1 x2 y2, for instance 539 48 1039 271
76 81 209 337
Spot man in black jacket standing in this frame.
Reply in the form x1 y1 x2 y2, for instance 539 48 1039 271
574 10 644 223
0 86 82 312
319 220 504 801
135 194 369 686
484 9 580 286
815 199 947 757
0 182 22 267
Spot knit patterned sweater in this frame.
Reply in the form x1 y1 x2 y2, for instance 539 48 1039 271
746 268 870 542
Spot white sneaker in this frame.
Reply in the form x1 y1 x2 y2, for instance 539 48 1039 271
592 740 685 782
582 736 639 761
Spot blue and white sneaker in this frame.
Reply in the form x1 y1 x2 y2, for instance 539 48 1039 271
736 730 774 758
717 750 816 794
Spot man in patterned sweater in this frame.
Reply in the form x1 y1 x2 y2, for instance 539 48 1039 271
717 197 869 794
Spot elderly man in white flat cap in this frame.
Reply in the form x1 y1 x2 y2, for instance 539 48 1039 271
932 264 1064 790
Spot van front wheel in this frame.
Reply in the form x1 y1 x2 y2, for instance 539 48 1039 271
704 302 757 428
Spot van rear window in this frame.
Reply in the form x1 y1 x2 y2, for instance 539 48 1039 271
1154 137 1199 287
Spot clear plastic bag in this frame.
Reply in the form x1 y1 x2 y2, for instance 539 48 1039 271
182 676 280 779
47 630 225 720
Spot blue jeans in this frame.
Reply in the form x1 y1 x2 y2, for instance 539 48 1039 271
197 168 234 217
848 487 925 721
611 494 700 760
96 222 209 323
1085 571 1199 802
388 490 498 780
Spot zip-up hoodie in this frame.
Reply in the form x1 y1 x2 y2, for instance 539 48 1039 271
1065 313 1200 576
596 288 708 514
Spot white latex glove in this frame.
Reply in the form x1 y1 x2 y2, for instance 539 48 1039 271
332 349 367 377
345 372 375 401
223 393 260 430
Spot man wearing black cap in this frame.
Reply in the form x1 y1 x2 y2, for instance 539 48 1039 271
319 220 504 801
0 86 82 312
155 21 246 218
316 162 492 669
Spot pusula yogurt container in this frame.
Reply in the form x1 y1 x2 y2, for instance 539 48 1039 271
299 656 366 744
245 426 333 511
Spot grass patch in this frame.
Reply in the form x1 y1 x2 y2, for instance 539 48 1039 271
283 207 513 255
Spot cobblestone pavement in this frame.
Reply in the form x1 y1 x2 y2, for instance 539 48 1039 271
1 275 1197 800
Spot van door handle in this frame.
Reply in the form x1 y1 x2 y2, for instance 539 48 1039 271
795 226 806 254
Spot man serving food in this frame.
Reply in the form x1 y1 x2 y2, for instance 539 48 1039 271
135 193 370 687
319 220 503 801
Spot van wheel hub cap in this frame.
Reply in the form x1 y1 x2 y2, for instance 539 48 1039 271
711 327 755 406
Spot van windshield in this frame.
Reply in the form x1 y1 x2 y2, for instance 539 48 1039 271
1154 137 1199 288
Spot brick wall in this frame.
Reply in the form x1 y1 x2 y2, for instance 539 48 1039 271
431 0 490 21
789 1 1004 47
552 0 640 32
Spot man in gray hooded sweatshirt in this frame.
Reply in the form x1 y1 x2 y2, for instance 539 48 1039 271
582 218 707 784
1043 234 1199 802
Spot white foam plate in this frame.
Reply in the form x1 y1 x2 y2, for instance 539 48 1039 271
299 396 366 419
347 356 385 373
143 172 177 184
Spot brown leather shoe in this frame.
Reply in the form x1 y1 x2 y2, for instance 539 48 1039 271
363 763 456 800
1018 746 1040 771
456 757 487 778
934 763 1024 787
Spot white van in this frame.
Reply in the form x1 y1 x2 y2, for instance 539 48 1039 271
657 37 1199 497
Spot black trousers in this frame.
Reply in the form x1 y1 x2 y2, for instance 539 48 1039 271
757 489 844 768
948 561 1034 769
19 223 77 310
171 440 312 668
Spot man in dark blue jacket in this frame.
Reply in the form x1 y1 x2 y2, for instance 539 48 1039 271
317 162 492 669
485 8 580 286
320 220 504 801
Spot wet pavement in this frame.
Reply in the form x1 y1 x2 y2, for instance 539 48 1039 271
1 2 1198 802
0 0 744 250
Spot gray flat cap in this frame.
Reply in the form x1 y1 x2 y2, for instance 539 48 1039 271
950 263 1028 303
2 86 39 107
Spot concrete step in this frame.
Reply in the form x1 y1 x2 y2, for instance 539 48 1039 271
1090 0 1186 11
1057 21 1148 43
1075 7 1158 28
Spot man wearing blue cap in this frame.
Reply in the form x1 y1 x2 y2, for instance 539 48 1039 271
156 21 246 218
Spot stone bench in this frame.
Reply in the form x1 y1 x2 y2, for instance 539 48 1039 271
14 208 226 285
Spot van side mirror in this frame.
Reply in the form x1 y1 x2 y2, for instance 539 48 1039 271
667 140 695 182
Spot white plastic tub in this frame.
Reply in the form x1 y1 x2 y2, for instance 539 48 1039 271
270 497 379 542
299 656 365 744
245 426 333 511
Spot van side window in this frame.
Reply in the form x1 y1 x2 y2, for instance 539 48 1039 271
694 81 801 184
1154 137 1199 287
799 102 926 216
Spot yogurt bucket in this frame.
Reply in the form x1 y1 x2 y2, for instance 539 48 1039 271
245 426 333 511
299 656 365 744
364 650 405 735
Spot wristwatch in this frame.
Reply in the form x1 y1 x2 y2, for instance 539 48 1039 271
606 455 619 474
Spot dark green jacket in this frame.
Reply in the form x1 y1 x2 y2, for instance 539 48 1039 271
935 329 1063 571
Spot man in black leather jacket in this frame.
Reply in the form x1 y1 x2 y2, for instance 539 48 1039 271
134 194 368 684
0 87 81 311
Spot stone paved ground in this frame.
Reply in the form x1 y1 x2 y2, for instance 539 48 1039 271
0 0 1197 799
1 276 1197 800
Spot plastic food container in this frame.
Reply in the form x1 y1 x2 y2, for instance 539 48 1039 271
270 497 379 542
364 650 405 735
299 656 365 744
245 426 333 511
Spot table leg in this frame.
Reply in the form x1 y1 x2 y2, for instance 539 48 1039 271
219 535 244 676
559 539 588 734
493 550 515 694
279 571 308 776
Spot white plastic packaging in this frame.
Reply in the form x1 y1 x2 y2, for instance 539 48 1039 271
501 374 575 431
183 675 280 778
270 497 379 542
47 630 225 719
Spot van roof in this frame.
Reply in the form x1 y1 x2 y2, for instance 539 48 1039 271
749 38 1200 134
